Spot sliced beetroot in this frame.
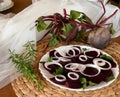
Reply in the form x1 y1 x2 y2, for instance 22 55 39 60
49 50 62 58
100 63 110 68
59 61 71 66
65 80 82 89
88 69 113 83
87 72 104 84
66 72 82 89
102 59 117 68
101 70 113 81
49 50 56 57
85 50 100 58
43 62 63 73
110 60 117 68
55 52 63 57
83 67 99 76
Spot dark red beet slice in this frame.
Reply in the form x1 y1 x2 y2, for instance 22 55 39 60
102 58 117 68
49 50 56 57
85 51 99 58
66 79 82 89
83 67 99 76
88 69 113 83
43 63 61 73
100 63 110 68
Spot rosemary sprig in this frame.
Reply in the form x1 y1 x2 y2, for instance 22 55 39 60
9 41 44 90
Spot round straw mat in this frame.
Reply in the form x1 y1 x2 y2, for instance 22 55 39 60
11 39 120 97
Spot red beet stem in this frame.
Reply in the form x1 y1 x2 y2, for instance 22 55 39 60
40 25 57 40
69 20 95 29
42 15 54 19
99 9 118 25
66 25 78 43
54 15 57 25
96 0 106 25
63 9 67 19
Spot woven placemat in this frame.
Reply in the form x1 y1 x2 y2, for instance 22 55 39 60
11 39 120 97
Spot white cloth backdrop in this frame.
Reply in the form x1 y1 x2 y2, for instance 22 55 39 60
0 0 120 89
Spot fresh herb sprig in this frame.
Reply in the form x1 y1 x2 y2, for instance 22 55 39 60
100 54 113 61
9 41 43 90
53 67 64 76
80 77 97 89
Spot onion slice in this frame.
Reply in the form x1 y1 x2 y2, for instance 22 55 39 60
68 72 79 80
55 75 66 82
79 55 88 62
93 58 111 70
65 63 86 72
81 64 101 77
44 62 63 70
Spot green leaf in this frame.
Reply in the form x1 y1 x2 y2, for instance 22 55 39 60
82 48 87 51
76 30 87 41
49 33 57 47
110 25 115 35
47 57 52 62
61 23 73 33
80 77 87 84
80 77 87 89
83 14 93 24
107 76 115 82
78 16 84 23
70 10 80 19
82 84 87 89
37 17 47 32
100 54 113 61
89 81 97 86
53 67 63 76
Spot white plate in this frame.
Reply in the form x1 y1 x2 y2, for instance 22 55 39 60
39 45 119 91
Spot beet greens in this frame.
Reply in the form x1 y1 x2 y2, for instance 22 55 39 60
35 0 118 47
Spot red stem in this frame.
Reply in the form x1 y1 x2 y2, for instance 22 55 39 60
42 15 54 19
69 20 95 29
96 0 106 25
54 15 57 25
63 9 67 19
98 9 118 26
40 25 57 40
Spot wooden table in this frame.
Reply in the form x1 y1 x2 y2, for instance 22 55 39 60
0 0 119 97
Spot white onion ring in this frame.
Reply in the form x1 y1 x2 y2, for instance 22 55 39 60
65 46 81 57
68 72 79 80
93 58 111 70
44 62 63 70
65 63 86 72
55 75 66 82
81 64 101 77
55 57 71 62
79 55 88 62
